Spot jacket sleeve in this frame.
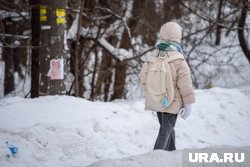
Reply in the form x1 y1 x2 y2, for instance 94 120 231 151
176 60 196 104
139 62 148 91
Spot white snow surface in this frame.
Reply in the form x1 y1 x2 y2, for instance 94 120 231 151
0 87 250 167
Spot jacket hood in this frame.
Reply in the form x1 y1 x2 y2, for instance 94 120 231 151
159 22 182 43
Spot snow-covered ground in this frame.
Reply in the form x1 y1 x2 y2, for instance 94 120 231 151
0 87 250 167
88 150 182 167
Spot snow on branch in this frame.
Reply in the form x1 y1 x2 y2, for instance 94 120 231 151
97 38 131 61
123 0 134 23
67 14 79 39
106 0 134 41
0 34 30 39
0 8 29 21
67 14 98 40
67 0 136 61
116 0 134 48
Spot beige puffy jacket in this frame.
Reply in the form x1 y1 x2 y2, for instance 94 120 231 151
139 22 195 114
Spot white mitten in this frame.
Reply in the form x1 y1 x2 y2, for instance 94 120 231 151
179 104 192 120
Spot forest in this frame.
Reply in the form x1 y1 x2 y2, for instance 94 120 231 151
0 0 249 101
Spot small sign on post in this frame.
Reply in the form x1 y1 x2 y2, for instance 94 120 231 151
40 6 47 22
48 59 64 80
56 8 66 24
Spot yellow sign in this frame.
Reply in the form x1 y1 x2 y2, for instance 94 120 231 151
40 16 47 22
56 8 66 24
40 7 46 15
56 9 65 17
56 18 66 24
40 6 47 22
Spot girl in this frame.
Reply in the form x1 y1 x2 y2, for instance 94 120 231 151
139 22 195 151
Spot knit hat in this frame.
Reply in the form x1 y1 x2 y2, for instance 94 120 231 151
159 22 182 43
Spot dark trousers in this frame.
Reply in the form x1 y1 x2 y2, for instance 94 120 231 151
154 112 178 151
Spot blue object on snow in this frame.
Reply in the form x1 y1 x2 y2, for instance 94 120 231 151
162 97 169 107
6 141 18 155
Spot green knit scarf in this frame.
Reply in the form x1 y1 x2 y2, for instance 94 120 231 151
156 39 183 54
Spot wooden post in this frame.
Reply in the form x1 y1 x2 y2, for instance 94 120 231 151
34 0 67 96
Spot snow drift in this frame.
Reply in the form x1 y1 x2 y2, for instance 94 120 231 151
0 88 250 167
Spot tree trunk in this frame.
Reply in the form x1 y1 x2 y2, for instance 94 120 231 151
35 0 67 95
2 19 15 95
3 40 14 95
93 55 105 99
238 0 250 63
111 22 131 100
30 0 40 97
103 51 113 101
93 52 113 101
78 37 86 97
215 0 223 45
74 0 85 97
90 47 98 100
111 60 127 100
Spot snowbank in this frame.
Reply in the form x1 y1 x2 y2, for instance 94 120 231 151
0 88 250 167
88 150 182 167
